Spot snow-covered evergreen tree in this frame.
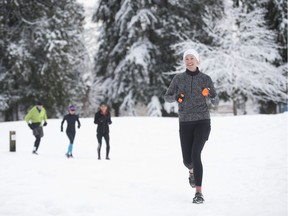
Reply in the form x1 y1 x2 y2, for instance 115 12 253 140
93 0 165 116
265 0 287 63
0 0 87 120
263 0 287 113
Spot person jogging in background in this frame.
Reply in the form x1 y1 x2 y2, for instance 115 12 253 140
25 101 48 155
61 105 81 158
164 49 219 204
94 102 112 160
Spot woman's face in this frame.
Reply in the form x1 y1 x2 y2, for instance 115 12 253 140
36 105 43 110
100 105 108 113
184 54 199 71
69 110 75 115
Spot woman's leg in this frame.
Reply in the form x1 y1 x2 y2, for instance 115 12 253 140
179 123 195 170
67 131 76 144
192 122 211 191
33 127 43 152
66 131 76 155
97 133 102 159
34 136 41 151
103 133 110 159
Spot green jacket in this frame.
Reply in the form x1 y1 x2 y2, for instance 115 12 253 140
25 106 47 126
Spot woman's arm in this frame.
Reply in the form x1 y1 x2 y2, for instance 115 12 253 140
208 77 219 106
164 75 178 103
61 115 66 131
77 115 81 128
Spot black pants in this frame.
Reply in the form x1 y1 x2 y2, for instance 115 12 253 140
179 120 211 187
34 136 41 151
66 131 76 144
97 133 110 158
32 126 43 151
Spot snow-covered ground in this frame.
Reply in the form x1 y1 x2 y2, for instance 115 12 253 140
0 114 287 216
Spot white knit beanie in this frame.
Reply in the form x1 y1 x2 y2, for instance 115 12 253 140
183 49 200 62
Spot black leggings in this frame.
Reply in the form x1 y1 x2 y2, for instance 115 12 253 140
179 121 211 187
34 136 41 151
97 133 110 157
66 131 76 144
33 126 43 151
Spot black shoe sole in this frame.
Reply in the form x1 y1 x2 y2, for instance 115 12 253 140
193 200 204 204
193 194 205 204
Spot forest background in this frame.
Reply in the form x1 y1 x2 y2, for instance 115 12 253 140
0 0 287 121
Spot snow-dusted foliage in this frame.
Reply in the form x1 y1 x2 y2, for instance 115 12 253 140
265 0 287 63
0 95 9 111
93 0 166 116
163 101 179 115
120 91 137 116
172 0 287 115
0 0 87 120
147 96 162 117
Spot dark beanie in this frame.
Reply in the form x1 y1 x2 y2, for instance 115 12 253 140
37 100 44 106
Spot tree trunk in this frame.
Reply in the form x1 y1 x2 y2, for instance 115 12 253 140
81 86 90 117
112 102 121 117
4 109 12 121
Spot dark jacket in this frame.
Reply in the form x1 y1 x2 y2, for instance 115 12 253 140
94 111 112 134
164 68 219 122
61 114 81 132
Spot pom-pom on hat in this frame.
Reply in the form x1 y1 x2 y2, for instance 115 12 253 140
68 105 76 111
183 49 200 62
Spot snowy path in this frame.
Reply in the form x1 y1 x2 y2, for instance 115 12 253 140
0 114 287 216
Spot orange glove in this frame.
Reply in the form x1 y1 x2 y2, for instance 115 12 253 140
176 93 185 103
202 88 210 97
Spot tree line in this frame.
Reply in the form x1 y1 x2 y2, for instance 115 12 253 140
0 0 286 120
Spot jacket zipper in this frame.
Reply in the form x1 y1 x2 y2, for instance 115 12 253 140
191 75 193 95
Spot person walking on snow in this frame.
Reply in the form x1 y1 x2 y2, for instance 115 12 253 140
164 49 219 204
61 105 81 158
25 101 48 155
94 102 112 160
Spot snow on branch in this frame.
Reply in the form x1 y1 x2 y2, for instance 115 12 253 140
147 96 162 117
128 8 158 30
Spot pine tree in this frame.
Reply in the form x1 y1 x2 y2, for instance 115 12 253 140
0 0 87 120
262 0 288 113
0 0 36 120
93 0 166 116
